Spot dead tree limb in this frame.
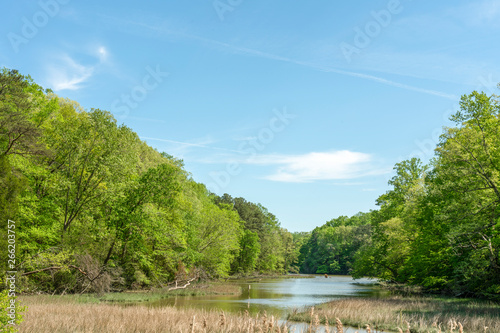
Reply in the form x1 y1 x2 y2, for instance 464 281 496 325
168 277 197 291
21 266 62 276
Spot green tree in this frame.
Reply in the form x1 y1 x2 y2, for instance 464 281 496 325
233 229 261 273
353 158 426 281
419 91 500 296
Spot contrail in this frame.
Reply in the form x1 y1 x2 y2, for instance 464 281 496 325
140 136 241 153
188 36 458 100
100 15 459 100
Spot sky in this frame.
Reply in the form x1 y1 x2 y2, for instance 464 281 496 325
1 0 499 232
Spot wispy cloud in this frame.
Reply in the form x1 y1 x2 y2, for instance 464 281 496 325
452 0 500 26
244 150 390 183
46 54 94 91
98 15 458 100
179 35 458 100
140 136 241 153
97 46 109 63
45 45 110 91
121 116 166 123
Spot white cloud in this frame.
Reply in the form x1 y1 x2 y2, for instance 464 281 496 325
45 45 110 91
140 136 241 160
46 54 94 91
246 150 390 183
97 46 108 62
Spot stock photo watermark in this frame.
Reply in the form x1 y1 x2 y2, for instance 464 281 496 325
6 219 18 326
213 0 243 21
207 107 296 192
111 65 169 119
8 0 70 53
340 0 405 63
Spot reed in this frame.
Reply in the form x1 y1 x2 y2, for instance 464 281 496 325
288 296 500 333
18 294 500 332
18 295 295 333
335 317 343 333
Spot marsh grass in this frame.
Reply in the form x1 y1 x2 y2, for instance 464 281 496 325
24 282 241 304
228 273 315 281
17 290 500 332
18 295 289 333
288 296 500 333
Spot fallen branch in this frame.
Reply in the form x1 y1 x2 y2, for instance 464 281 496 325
21 266 62 276
21 265 90 279
168 277 197 291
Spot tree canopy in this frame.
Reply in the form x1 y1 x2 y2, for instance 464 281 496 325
0 68 297 294
296 90 500 299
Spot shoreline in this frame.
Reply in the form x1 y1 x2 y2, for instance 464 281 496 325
15 277 500 332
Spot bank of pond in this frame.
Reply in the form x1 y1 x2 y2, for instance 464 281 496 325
18 275 500 333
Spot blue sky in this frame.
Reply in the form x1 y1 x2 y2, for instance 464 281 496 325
2 0 499 231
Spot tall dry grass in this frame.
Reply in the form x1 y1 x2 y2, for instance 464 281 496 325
17 295 500 332
288 296 500 333
18 295 291 333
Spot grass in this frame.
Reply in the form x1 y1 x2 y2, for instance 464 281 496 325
227 273 316 281
17 293 500 332
99 282 242 303
288 296 500 333
15 280 500 332
21 282 241 304
18 295 293 333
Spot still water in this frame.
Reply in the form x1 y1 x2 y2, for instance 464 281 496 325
150 275 387 317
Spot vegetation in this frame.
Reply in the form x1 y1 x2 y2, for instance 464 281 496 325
296 89 500 300
2 68 500 331
0 290 26 333
19 295 293 333
0 68 300 297
19 294 500 332
15 282 241 305
289 296 500 333
298 212 372 275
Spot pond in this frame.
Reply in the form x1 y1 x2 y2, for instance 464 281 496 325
149 275 388 317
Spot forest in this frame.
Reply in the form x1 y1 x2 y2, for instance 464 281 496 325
297 88 500 300
0 68 299 295
1 68 499 300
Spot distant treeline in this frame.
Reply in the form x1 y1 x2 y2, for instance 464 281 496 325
296 87 500 300
0 68 300 294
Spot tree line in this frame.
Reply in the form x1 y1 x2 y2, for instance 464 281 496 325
2 68 498 299
296 88 500 299
0 68 300 294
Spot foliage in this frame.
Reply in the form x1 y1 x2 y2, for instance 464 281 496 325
298 89 500 299
214 194 294 273
299 213 372 275
0 68 295 295
5 67 498 299
0 290 26 333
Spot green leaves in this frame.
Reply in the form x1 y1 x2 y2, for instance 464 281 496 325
0 68 300 294
427 91 500 295
300 213 372 275
300 89 500 299
352 90 500 297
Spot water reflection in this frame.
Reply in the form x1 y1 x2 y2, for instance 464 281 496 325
149 275 387 318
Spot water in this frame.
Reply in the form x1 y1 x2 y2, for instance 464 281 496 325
149 275 389 332
150 275 384 314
